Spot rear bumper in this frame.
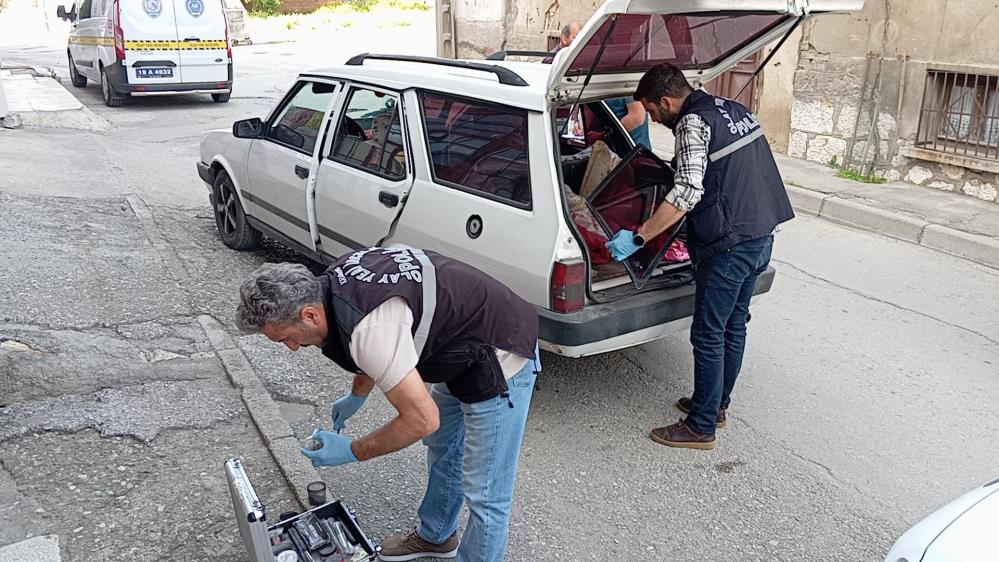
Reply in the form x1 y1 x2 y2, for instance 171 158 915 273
106 61 233 96
538 266 776 357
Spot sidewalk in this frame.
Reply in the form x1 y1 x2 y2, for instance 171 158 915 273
0 67 108 130
776 153 999 270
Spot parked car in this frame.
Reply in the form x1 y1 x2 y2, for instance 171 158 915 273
884 476 999 562
197 0 863 357
56 0 233 106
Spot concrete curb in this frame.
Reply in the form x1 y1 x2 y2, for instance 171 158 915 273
786 185 999 270
921 225 999 271
197 315 318 509
0 535 61 562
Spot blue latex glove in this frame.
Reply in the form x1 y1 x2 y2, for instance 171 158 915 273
605 229 643 261
300 430 359 467
330 393 366 433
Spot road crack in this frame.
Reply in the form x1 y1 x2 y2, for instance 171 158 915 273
774 258 999 347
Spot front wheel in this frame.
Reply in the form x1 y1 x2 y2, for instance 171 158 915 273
68 53 87 87
212 171 261 250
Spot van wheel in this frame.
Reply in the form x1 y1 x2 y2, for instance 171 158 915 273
68 53 87 88
212 171 261 250
100 67 124 107
212 93 231 103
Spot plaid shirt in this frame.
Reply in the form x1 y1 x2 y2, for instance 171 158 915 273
665 113 711 212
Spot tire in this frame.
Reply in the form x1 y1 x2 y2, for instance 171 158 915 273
211 92 231 103
212 171 261 251
68 52 87 88
100 66 124 107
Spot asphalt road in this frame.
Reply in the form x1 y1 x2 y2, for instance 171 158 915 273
2 36 998 562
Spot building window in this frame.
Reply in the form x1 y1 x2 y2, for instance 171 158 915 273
916 70 999 160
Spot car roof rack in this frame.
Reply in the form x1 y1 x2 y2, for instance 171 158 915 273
485 50 552 61
344 53 529 87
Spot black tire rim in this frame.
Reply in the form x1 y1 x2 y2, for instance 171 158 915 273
101 71 109 101
215 180 238 237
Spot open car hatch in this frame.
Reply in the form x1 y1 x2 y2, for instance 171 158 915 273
547 0 865 101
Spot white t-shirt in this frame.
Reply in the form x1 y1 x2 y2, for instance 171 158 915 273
348 296 530 392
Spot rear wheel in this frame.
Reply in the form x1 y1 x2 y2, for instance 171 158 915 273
212 93 230 103
212 171 261 250
68 52 87 88
100 66 124 107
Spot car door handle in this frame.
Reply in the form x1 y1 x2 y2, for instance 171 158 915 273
294 165 309 179
184 37 201 42
378 191 399 208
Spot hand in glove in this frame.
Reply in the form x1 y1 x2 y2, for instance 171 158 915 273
605 229 643 261
300 430 359 467
330 393 366 432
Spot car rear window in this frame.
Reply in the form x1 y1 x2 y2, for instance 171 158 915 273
419 92 532 209
566 13 786 76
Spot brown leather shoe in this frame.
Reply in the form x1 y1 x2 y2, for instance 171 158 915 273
676 396 727 428
377 528 459 561
650 419 716 450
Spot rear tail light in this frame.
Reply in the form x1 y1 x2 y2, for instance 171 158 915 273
113 0 125 61
550 260 585 313
223 4 233 60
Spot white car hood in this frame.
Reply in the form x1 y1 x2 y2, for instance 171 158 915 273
885 478 999 562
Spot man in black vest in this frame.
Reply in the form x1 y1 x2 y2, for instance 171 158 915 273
606 63 794 450
236 248 540 562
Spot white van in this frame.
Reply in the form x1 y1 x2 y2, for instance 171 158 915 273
56 0 233 107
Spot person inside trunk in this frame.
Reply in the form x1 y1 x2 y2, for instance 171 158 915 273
605 63 794 450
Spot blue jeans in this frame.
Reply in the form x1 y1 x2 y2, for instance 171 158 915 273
687 236 773 435
416 351 539 562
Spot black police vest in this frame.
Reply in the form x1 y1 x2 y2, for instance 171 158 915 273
319 248 538 403
674 90 794 261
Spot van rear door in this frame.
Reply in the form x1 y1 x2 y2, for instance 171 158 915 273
120 0 183 86
173 0 231 84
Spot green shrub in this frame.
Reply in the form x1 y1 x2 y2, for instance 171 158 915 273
388 0 431 10
248 0 281 16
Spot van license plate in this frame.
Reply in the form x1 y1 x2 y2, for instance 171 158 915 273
136 68 173 78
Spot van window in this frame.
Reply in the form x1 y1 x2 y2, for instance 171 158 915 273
419 92 531 208
330 87 406 180
266 81 337 154
78 0 93 19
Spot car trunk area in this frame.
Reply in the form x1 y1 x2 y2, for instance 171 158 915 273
555 99 693 299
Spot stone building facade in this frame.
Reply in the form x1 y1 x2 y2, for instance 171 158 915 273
438 0 999 204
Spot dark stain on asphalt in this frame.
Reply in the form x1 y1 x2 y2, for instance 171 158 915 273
715 460 745 474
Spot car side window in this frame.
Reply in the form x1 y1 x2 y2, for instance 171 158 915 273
266 81 337 155
330 87 406 180
79 0 93 19
419 91 532 208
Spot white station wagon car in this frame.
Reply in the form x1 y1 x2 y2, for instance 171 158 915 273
198 0 863 357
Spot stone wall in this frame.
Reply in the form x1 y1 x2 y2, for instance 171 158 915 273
782 0 999 205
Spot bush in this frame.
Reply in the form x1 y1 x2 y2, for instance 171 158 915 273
248 0 281 16
387 0 430 10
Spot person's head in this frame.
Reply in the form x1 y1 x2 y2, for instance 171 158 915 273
634 63 694 128
560 21 582 47
236 263 328 351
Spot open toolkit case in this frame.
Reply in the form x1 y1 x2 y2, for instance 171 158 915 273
225 457 380 562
